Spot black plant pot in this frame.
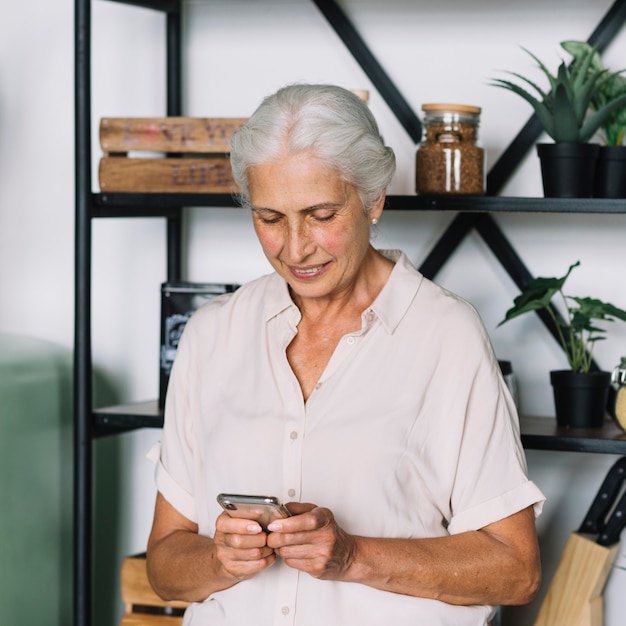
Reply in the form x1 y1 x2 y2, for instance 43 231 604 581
550 370 611 428
594 145 626 198
537 142 600 198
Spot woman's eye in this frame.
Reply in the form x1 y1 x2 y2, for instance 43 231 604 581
256 213 282 224
312 212 335 222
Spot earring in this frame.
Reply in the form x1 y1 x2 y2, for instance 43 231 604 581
371 218 378 225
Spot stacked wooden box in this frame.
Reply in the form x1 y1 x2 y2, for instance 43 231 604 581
99 117 247 193
119 553 188 626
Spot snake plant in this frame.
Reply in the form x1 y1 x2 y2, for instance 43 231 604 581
491 45 626 143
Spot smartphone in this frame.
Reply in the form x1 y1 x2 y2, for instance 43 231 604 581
217 493 292 531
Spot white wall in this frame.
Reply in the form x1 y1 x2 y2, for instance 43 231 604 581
2 1 626 624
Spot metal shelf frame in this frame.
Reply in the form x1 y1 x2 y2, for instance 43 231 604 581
92 191 626 216
74 1 626 625
92 401 626 455
74 2 183 625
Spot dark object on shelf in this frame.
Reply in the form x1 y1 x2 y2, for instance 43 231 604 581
550 369 612 428
159 282 239 407
498 359 519 408
536 142 600 197
611 357 626 430
594 145 626 198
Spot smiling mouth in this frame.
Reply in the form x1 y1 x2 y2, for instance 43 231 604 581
290 263 329 278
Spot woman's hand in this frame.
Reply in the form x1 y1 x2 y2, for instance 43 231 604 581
266 502 357 580
147 492 276 602
149 492 539 606
266 503 540 607
213 512 278 581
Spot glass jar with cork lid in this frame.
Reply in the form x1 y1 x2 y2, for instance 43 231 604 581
415 103 485 195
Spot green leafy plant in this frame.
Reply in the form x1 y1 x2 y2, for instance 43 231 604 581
499 261 626 373
561 40 626 145
491 45 626 142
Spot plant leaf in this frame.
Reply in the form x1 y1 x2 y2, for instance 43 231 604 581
499 281 559 325
560 40 626 144
552 83 581 141
580 92 626 141
570 296 626 322
497 262 580 326
561 40 604 73
491 77 556 137
522 46 558 92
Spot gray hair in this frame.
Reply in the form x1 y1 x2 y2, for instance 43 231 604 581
230 83 396 211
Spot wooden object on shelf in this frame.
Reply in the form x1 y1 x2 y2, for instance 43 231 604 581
120 553 187 626
99 117 247 193
533 533 618 626
99 156 237 193
120 614 182 626
100 117 248 154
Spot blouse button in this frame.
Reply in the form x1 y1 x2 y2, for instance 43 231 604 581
290 431 298 440
281 606 290 615
346 336 356 345
288 488 296 497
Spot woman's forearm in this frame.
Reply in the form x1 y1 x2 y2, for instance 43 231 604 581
147 491 281 602
147 529 236 602
343 508 540 606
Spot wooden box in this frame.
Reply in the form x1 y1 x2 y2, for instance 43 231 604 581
120 553 188 626
99 117 247 193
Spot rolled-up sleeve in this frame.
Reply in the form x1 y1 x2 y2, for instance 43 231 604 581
148 322 200 524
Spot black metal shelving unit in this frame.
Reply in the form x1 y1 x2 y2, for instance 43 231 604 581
74 1 626 625
74 2 184 625
92 400 626 455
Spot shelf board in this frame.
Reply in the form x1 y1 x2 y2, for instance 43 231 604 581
387 195 626 213
520 416 626 454
93 400 163 436
91 192 238 217
89 192 626 217
105 0 181 13
93 402 626 453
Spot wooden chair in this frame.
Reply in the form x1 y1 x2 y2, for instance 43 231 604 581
120 554 188 626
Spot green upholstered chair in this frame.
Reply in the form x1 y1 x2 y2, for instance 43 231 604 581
0 334 72 625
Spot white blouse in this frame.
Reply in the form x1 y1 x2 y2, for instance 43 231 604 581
153 250 545 626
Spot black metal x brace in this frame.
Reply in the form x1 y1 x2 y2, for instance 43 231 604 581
312 0 626 379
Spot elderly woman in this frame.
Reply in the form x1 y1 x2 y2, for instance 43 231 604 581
147 83 544 626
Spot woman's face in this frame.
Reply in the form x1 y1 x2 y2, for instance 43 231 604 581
247 152 383 305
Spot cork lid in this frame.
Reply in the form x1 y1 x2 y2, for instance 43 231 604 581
351 89 370 103
422 103 481 114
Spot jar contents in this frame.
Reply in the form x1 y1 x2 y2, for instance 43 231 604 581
415 103 485 195
612 357 626 430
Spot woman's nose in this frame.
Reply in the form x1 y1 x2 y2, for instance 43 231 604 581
287 222 314 260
